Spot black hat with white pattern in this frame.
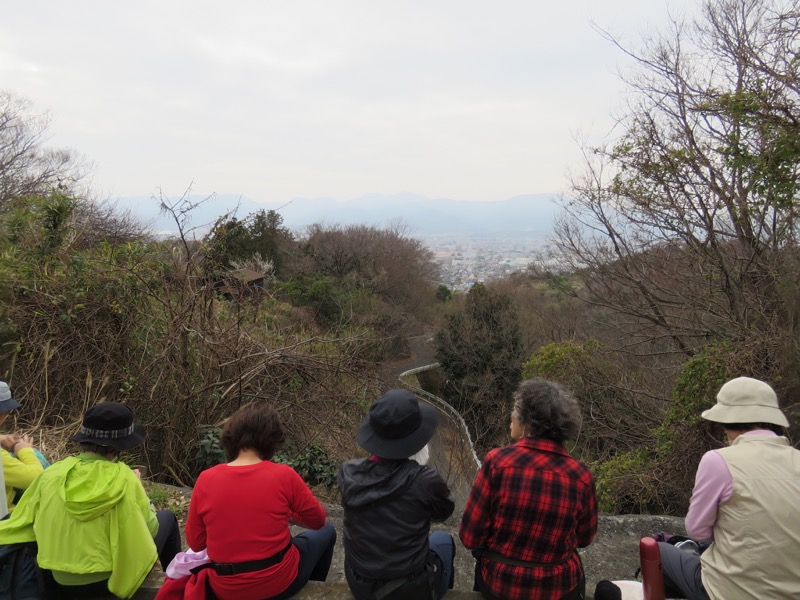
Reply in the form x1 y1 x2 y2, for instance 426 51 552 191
69 402 145 450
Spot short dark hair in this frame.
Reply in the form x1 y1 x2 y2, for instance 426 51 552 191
723 422 785 436
79 442 119 459
221 402 285 462
513 378 582 444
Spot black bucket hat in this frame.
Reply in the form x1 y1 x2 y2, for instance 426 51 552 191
69 402 145 451
356 389 438 459
0 382 21 414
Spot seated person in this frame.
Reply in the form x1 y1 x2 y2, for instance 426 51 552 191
338 389 456 600
659 377 800 600
0 381 45 513
0 439 6 520
184 401 336 600
0 401 181 599
460 378 598 600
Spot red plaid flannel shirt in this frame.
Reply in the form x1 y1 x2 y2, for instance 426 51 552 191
459 437 598 600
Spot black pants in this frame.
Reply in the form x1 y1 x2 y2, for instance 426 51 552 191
153 509 182 569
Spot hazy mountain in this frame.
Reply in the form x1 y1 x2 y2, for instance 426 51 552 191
112 192 560 239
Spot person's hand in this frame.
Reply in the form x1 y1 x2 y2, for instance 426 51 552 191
0 434 18 452
13 434 34 451
133 468 142 480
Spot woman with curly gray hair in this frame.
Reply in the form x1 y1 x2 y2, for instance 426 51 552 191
460 378 598 600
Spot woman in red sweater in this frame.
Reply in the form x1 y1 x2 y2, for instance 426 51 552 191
184 402 336 600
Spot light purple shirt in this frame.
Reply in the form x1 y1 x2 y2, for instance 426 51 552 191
165 548 209 579
684 430 776 540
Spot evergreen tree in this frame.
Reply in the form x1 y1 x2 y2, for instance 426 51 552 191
434 283 526 450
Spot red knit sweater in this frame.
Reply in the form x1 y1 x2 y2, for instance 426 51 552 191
185 460 326 600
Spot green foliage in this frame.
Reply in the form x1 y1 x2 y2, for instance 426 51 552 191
596 341 762 514
434 283 526 450
435 285 452 303
295 222 439 317
593 449 656 514
275 444 339 488
246 209 292 276
146 485 170 506
37 193 76 260
205 209 292 276
660 342 735 433
145 483 190 519
280 275 351 326
537 271 577 295
195 426 226 470
0 105 381 493
522 339 599 381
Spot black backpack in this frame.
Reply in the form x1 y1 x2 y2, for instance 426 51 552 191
0 543 56 600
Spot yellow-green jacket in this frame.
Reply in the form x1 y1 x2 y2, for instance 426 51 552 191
1 447 44 512
0 453 158 599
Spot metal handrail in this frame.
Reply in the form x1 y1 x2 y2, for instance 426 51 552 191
399 363 482 470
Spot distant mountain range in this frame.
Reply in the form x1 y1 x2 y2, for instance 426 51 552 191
112 192 561 239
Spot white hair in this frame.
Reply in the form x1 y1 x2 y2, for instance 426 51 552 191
409 444 429 465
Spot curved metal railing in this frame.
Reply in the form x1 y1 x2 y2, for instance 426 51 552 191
399 363 482 471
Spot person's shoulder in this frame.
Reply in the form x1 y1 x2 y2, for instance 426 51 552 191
263 459 294 471
568 456 595 482
261 460 310 483
484 444 513 460
482 442 525 467
194 462 229 483
413 461 446 482
338 457 368 475
43 455 79 471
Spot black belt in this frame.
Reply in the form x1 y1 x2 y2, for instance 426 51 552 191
485 550 571 568
210 541 293 576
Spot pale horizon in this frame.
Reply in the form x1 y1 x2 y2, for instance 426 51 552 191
2 0 698 205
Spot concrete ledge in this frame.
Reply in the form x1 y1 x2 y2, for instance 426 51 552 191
106 580 483 600
287 581 482 599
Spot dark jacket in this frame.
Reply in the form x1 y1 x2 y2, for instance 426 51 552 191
338 457 454 584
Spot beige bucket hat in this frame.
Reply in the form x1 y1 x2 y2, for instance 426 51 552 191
702 377 789 427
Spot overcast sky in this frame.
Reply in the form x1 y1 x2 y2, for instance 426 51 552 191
2 1 697 205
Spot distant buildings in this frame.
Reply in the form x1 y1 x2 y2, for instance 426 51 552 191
425 236 544 291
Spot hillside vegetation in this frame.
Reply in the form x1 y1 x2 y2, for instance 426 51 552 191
0 109 440 485
433 0 800 514
2 0 799 515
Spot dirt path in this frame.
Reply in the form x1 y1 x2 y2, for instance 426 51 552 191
377 333 438 391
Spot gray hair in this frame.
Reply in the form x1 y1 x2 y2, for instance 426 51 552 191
513 378 582 443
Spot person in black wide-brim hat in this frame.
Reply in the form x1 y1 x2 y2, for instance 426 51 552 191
0 401 181 599
355 388 440 459
338 389 457 600
68 400 147 450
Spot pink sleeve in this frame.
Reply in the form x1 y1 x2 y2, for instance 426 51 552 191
685 450 732 541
